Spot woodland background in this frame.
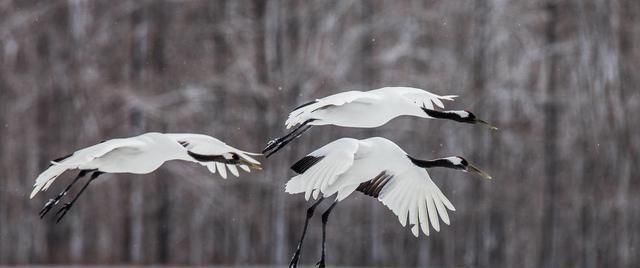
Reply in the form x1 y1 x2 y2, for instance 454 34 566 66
1 0 639 267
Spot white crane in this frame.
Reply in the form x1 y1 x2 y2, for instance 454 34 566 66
31 132 262 222
284 137 491 268
263 87 497 157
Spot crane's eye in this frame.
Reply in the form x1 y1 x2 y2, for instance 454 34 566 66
456 156 469 166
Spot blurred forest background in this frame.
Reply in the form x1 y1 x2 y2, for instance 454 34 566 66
1 0 639 267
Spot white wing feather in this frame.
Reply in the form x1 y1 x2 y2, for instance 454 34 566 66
377 168 455 237
285 91 381 129
216 162 227 179
372 87 457 110
30 138 144 199
227 164 239 177
285 138 359 199
165 133 261 176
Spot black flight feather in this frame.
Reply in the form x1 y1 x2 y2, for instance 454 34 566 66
291 155 324 174
357 171 393 198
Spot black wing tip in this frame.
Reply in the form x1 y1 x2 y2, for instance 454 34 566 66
291 155 324 174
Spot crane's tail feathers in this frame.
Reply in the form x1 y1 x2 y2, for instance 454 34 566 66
285 104 320 129
30 164 70 199
285 112 307 129
284 118 298 130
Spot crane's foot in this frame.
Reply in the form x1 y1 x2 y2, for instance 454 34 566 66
39 198 59 218
266 138 279 146
316 260 326 268
288 251 301 268
55 202 73 223
262 138 281 154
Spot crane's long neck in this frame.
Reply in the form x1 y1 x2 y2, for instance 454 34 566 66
421 108 467 122
407 155 457 169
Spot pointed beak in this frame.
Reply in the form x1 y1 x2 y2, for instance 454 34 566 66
240 159 262 170
475 119 498 130
467 163 492 179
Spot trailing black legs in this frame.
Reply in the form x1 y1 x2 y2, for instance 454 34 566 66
263 120 314 157
39 170 90 218
38 170 103 222
317 201 337 268
55 171 103 223
289 197 324 268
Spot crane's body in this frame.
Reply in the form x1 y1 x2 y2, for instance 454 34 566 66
67 133 188 174
31 132 261 222
285 137 491 267
284 88 455 129
264 87 495 157
286 137 456 236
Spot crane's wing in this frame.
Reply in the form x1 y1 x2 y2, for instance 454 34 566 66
285 91 381 129
166 133 261 179
358 167 455 237
373 87 457 110
30 138 144 199
285 138 359 200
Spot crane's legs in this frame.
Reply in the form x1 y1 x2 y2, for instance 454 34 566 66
263 120 314 157
317 201 337 268
289 197 324 268
265 125 313 157
39 170 90 218
263 120 311 152
55 171 104 223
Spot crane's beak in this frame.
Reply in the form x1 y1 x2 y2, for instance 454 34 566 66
475 119 498 130
240 159 262 170
467 164 492 179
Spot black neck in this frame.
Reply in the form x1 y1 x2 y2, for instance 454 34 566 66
188 151 239 164
407 155 457 169
421 108 464 122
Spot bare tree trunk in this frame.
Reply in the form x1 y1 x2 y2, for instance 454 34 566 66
540 1 560 267
150 2 169 263
125 4 147 263
466 0 490 267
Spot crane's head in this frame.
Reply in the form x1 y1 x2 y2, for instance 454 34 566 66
452 110 498 130
446 156 492 179
407 155 492 179
421 108 498 130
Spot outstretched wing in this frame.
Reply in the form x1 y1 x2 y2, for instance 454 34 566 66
30 138 144 199
285 138 359 200
372 87 457 110
285 91 381 129
361 167 455 237
166 133 261 179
